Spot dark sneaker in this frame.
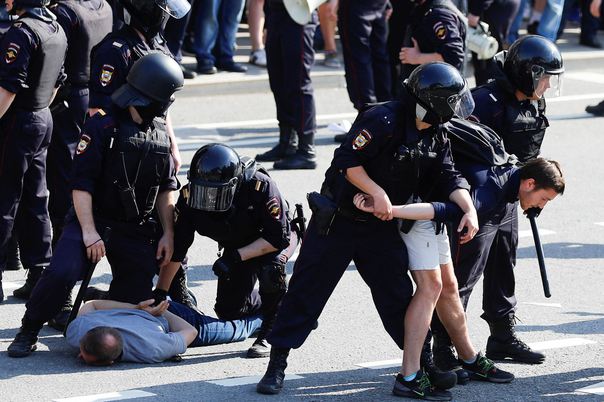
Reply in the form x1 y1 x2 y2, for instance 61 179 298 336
216 62 247 73
8 329 39 358
256 347 290 395
586 101 604 116
460 352 515 383
486 335 545 364
247 338 270 358
392 371 452 401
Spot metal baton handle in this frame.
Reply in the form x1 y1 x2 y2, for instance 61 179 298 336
63 228 111 336
526 210 551 298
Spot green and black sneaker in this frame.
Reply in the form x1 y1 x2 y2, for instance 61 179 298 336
392 370 452 401
460 352 515 383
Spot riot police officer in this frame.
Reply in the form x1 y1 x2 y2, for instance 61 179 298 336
9 0 114 305
256 62 478 401
399 0 466 81
254 0 318 170
88 0 190 169
156 143 298 358
7 53 183 358
0 0 67 303
431 35 564 369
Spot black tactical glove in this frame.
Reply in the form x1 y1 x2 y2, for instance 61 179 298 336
151 288 169 306
258 260 287 293
212 249 242 280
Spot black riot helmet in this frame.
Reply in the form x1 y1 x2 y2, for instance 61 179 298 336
405 62 475 125
504 35 564 98
112 53 184 118
119 0 190 39
187 144 244 212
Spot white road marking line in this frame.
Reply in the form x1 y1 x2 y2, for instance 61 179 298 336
528 338 597 351
53 390 155 402
522 302 562 308
576 381 604 396
1 281 23 291
518 229 555 238
207 374 304 387
355 359 401 370
565 72 604 84
595 222 604 226
548 92 604 103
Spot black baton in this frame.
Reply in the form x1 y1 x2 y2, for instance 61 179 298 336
526 208 551 298
64 228 111 336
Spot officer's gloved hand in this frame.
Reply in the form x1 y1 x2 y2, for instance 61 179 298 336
151 288 169 306
212 250 242 280
258 260 287 293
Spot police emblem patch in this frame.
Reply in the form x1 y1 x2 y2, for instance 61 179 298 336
5 43 20 64
352 129 372 150
100 64 115 87
76 134 91 155
266 197 281 219
433 22 447 39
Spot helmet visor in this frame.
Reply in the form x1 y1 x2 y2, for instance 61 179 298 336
187 178 238 212
447 86 475 120
534 73 563 99
156 0 190 19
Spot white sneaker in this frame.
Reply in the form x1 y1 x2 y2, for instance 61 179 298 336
249 49 267 67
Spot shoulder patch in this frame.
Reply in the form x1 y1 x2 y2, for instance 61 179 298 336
112 41 123 48
4 42 20 64
76 134 92 155
352 129 372 151
100 64 115 87
266 196 281 220
433 22 447 40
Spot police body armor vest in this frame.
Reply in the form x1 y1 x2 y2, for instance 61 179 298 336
98 117 171 223
13 16 67 110
56 0 113 85
501 91 548 163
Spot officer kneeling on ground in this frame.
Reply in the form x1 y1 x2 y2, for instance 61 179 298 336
156 144 299 358
8 53 183 358
66 298 265 365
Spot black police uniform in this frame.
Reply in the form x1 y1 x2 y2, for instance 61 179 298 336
400 0 466 81
265 0 316 140
22 108 177 329
338 0 391 110
47 0 112 237
89 25 172 110
267 89 470 350
468 0 520 85
172 168 291 322
431 162 521 318
0 9 67 273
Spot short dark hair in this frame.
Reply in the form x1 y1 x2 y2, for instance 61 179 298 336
80 326 123 365
519 158 565 194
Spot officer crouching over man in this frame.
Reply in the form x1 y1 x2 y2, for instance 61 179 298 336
8 53 183 357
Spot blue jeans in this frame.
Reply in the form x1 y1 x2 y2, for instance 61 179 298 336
167 301 263 347
508 0 528 43
537 0 565 42
193 0 245 67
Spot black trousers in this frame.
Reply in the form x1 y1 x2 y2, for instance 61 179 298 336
268 215 413 350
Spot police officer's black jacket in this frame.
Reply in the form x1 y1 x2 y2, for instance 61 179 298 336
470 62 549 163
71 108 177 223
51 0 113 87
171 170 291 261
0 9 67 110
431 162 520 225
323 88 470 220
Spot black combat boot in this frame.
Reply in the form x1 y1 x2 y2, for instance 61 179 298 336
256 347 290 394
273 132 317 170
421 335 457 390
6 236 23 271
8 318 44 358
168 266 198 309
586 100 604 116
433 329 470 385
247 315 275 358
485 314 545 364
255 126 297 162
48 291 74 332
13 267 44 300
